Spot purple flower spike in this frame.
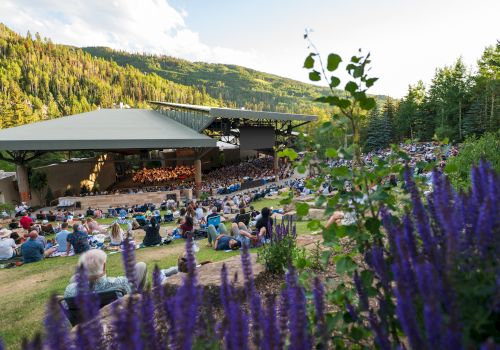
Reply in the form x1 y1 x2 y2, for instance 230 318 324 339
286 267 311 350
313 277 327 348
44 295 71 350
121 234 137 291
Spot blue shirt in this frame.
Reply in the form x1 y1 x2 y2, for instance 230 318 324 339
67 231 90 254
21 239 44 263
55 230 70 252
216 236 234 251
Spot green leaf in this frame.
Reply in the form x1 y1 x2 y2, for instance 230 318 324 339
278 148 298 161
353 67 363 78
297 164 306 174
303 53 315 69
330 76 341 87
325 148 338 158
359 97 376 110
364 217 381 235
309 70 321 81
307 220 321 230
445 162 458 173
331 166 350 177
360 270 374 288
336 256 357 274
366 77 378 87
336 98 351 109
296 202 310 216
345 81 358 94
315 96 336 105
327 53 342 71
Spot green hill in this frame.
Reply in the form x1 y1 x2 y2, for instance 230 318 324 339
82 46 335 114
0 23 217 129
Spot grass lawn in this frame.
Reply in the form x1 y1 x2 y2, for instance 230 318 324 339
0 196 319 349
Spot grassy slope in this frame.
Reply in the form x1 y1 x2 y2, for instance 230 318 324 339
0 198 319 349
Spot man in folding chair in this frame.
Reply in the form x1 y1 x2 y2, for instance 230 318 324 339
64 249 147 298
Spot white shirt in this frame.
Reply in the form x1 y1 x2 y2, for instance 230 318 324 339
195 208 204 220
0 238 16 260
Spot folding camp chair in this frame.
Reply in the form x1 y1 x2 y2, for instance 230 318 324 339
58 290 124 327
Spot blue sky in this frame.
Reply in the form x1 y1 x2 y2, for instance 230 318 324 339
1 0 498 97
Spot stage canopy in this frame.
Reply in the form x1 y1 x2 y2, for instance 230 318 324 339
0 109 216 151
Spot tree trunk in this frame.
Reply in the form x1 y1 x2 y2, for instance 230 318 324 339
16 164 31 204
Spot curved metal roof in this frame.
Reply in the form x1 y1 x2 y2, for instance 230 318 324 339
0 109 216 151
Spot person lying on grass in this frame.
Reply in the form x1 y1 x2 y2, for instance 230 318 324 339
64 249 147 298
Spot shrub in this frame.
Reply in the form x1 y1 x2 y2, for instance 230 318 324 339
445 130 500 189
351 161 500 349
257 217 299 273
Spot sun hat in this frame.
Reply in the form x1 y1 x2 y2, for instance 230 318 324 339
0 228 13 238
42 220 49 225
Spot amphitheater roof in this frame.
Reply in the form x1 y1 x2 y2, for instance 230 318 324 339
0 109 216 151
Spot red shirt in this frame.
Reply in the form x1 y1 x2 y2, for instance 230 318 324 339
20 216 33 230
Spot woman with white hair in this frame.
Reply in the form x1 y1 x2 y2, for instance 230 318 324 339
63 249 147 298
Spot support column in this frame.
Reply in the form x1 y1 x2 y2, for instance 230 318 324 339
194 159 202 198
16 164 30 203
273 150 279 181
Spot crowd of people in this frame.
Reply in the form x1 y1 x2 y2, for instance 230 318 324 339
0 177 288 269
79 157 294 197
132 165 195 184
326 142 459 169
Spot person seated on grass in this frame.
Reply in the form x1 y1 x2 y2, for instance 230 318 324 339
142 217 162 247
233 208 250 226
21 231 56 263
55 222 71 253
64 249 147 298
10 231 24 245
66 224 90 255
8 219 19 230
19 212 33 231
108 223 124 247
0 229 17 260
159 252 212 282
325 211 344 228
84 217 101 234
255 207 272 239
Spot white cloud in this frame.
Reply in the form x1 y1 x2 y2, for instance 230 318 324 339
0 0 260 66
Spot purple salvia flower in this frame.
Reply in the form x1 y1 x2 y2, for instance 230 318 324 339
44 294 71 350
121 234 138 291
345 301 359 323
113 297 143 350
313 277 327 349
286 267 311 350
393 276 425 350
141 290 159 350
354 270 369 311
241 242 263 348
262 295 280 350
404 167 436 265
415 262 442 349
74 265 102 350
21 334 42 350
170 236 199 350
369 245 390 290
278 288 289 350
368 310 392 350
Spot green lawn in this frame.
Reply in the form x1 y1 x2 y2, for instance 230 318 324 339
0 196 319 349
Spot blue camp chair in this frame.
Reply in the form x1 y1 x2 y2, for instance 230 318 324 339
207 215 221 228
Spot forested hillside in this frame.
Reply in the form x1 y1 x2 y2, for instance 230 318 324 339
0 24 218 129
83 46 338 114
363 43 499 149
